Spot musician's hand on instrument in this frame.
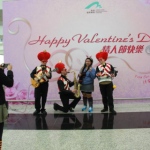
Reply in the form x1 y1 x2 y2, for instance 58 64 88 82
111 74 115 77
96 72 102 77
78 74 82 77
72 89 77 93
45 72 50 77
34 78 39 82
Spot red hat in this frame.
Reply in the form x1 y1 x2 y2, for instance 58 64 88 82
55 61 65 74
37 50 51 62
96 51 108 61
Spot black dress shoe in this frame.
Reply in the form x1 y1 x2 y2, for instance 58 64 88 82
41 109 47 116
69 107 74 112
101 108 108 112
110 109 117 115
53 103 58 111
33 110 40 116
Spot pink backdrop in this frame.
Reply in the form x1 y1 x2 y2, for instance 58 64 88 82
3 0 150 100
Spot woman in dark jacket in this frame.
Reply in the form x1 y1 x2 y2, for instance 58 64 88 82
0 63 14 150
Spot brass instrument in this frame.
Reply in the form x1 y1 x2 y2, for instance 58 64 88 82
70 70 81 98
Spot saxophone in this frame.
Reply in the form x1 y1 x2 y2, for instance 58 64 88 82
70 71 81 98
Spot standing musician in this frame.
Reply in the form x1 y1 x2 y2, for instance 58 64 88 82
30 50 52 116
95 50 117 114
53 61 81 113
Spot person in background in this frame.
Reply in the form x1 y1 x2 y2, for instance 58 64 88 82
0 63 14 150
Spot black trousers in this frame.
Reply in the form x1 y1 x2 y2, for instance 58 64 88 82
99 82 114 110
101 113 114 129
34 82 49 111
55 92 81 113
0 122 4 140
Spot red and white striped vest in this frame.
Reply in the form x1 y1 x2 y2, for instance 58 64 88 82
58 76 70 91
97 63 112 83
36 66 51 82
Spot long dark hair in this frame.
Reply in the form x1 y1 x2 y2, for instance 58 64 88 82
81 57 93 74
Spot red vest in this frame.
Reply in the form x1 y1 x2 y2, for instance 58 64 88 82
36 66 51 74
58 77 70 91
36 66 51 82
97 63 112 83
97 63 111 77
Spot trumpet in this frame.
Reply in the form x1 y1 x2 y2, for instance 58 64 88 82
70 70 81 98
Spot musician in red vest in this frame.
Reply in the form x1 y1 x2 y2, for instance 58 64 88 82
53 61 81 113
30 50 52 116
96 51 117 114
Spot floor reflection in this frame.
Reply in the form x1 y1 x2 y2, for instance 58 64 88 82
35 114 48 130
101 113 114 129
4 112 150 130
82 113 94 129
